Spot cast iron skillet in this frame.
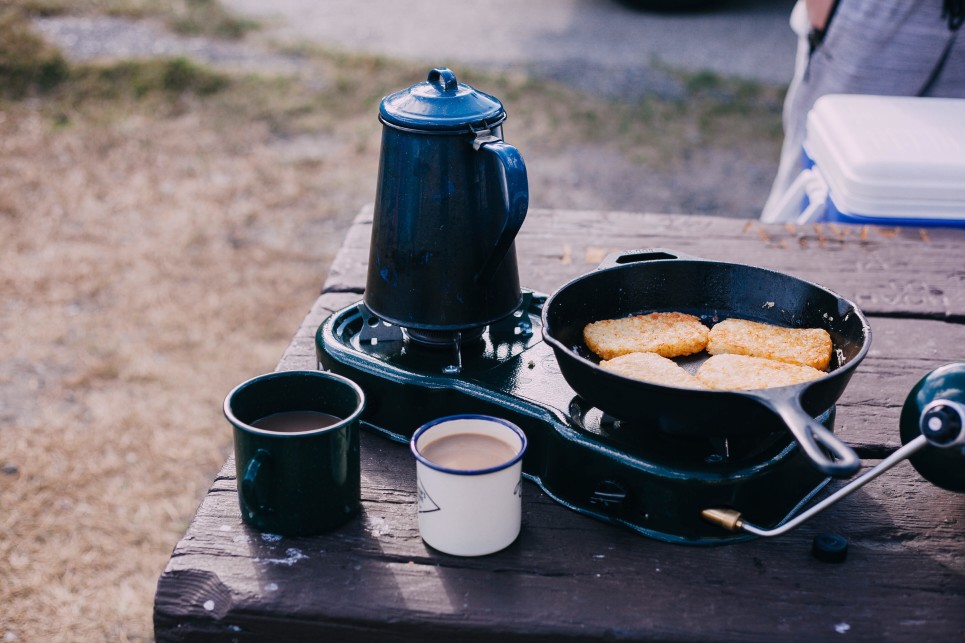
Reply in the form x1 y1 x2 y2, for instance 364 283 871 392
541 249 872 477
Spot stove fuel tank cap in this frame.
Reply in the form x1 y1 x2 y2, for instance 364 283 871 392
900 363 965 493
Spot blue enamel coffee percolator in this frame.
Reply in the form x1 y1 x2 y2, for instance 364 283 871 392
364 68 528 337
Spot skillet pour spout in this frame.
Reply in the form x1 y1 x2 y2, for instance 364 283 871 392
541 248 872 478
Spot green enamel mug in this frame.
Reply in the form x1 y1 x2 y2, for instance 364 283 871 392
224 370 365 536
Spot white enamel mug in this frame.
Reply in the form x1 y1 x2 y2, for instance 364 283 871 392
410 415 527 556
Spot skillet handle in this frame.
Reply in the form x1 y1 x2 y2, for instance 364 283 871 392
758 389 861 478
598 248 701 271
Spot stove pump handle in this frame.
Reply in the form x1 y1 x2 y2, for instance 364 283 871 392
701 369 965 538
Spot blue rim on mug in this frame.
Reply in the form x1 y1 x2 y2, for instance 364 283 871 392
224 370 365 436
410 414 527 475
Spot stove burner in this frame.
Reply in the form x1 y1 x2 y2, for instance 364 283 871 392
352 293 536 375
403 326 485 348
402 326 485 374
568 397 795 468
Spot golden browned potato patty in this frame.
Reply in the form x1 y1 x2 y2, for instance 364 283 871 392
706 318 832 370
600 352 705 389
696 354 825 390
584 312 709 360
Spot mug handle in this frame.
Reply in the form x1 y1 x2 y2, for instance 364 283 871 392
241 449 274 517
472 134 529 285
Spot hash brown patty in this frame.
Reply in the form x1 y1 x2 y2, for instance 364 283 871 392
706 318 832 370
584 312 709 360
600 352 705 389
696 354 826 390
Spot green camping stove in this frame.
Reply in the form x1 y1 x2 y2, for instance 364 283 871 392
315 291 833 545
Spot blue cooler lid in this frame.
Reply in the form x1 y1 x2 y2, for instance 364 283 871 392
379 67 507 133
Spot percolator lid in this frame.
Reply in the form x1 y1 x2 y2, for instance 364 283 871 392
379 67 507 133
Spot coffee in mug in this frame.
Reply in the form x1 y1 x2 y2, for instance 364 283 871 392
419 432 517 470
251 410 342 433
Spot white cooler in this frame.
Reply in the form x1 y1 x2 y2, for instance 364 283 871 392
766 94 965 227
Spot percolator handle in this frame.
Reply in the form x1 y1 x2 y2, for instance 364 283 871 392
473 134 528 285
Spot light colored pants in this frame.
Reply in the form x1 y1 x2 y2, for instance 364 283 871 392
761 0 965 222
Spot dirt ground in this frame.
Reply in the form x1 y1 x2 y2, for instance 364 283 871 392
0 9 785 641
0 101 369 641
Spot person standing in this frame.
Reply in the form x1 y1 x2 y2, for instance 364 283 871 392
761 0 965 222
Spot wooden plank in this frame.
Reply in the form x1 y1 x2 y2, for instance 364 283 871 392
522 210 965 320
155 210 965 642
332 208 965 320
156 310 965 641
156 433 965 642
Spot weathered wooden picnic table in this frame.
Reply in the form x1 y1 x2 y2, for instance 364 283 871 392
154 208 965 642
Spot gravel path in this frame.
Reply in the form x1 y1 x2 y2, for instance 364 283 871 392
32 15 308 75
222 0 797 99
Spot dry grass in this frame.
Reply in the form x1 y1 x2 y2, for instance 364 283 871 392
0 8 68 97
9 0 256 38
0 5 785 640
0 66 382 641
